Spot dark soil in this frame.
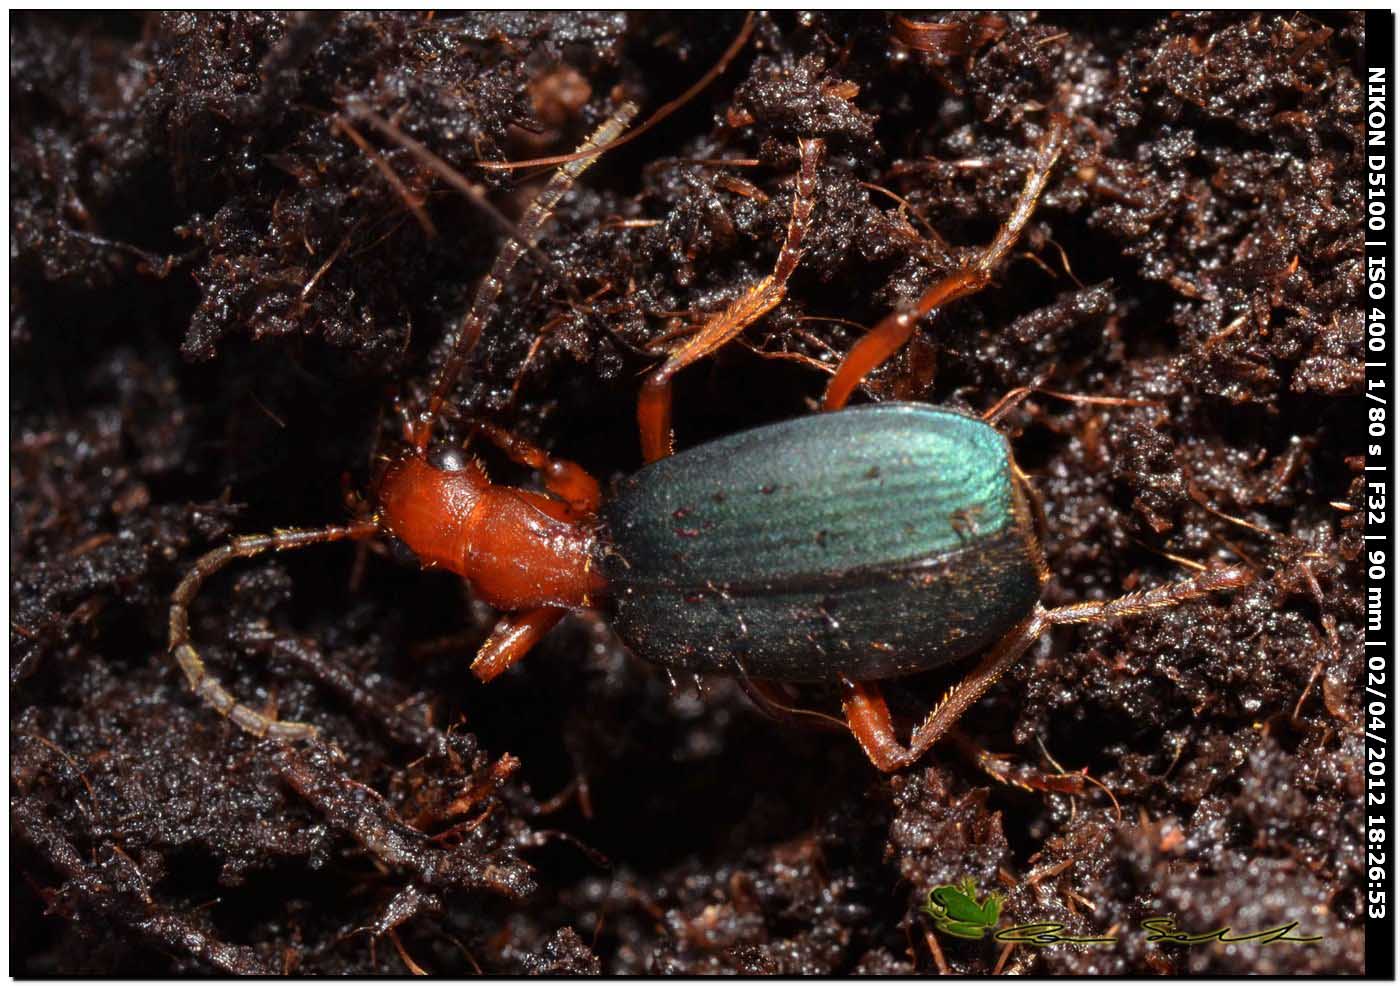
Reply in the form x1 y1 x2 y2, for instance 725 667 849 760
11 12 1365 974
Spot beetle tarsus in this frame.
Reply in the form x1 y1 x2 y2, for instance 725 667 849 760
1043 564 1254 627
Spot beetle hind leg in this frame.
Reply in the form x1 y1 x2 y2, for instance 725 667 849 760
840 564 1253 772
1042 564 1252 628
840 611 1046 772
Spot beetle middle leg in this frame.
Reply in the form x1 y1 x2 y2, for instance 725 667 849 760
839 564 1252 772
637 138 823 462
734 675 846 731
822 114 1069 412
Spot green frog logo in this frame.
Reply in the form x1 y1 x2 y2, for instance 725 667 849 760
921 875 1322 949
922 877 1004 940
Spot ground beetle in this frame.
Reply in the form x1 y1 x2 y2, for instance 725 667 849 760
169 106 1249 771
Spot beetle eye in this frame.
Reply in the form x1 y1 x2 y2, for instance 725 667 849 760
428 446 468 472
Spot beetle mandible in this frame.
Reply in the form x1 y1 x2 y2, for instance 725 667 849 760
169 106 1250 771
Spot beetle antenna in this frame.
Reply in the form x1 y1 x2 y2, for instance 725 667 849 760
405 101 639 451
333 115 438 238
476 13 755 173
347 104 556 272
169 522 379 740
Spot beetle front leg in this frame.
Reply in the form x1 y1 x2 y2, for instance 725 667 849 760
840 611 1047 772
470 606 567 683
469 422 601 517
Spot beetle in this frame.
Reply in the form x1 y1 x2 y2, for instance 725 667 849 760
168 106 1249 771
603 398 1248 771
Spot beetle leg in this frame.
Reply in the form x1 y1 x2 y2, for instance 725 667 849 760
1042 564 1253 627
823 115 1069 412
822 269 989 412
736 676 845 732
838 679 916 771
946 727 1087 795
638 138 823 462
468 421 601 517
353 103 641 453
841 611 1046 772
470 606 567 683
980 386 1158 426
841 564 1252 772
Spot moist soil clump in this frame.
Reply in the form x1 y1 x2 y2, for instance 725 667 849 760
12 12 1364 974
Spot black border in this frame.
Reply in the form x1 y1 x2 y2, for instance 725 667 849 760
1365 8 1395 981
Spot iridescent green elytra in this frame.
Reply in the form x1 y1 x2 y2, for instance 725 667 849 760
598 403 1047 680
